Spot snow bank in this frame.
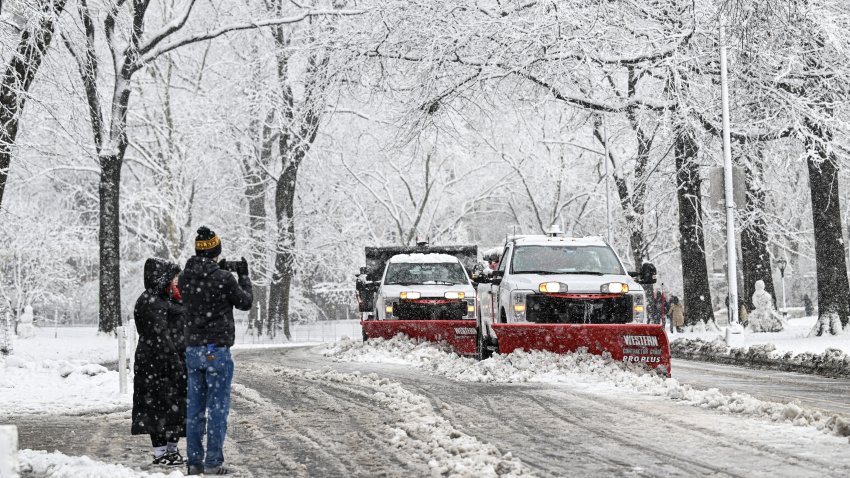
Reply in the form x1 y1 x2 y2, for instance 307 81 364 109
18 450 182 478
235 368 531 477
674 315 849 356
324 336 850 438
0 357 130 417
671 336 850 378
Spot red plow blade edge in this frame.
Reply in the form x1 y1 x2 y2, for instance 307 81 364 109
491 323 671 376
361 320 477 356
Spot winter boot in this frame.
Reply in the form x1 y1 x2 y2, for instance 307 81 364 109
205 464 232 475
187 464 204 475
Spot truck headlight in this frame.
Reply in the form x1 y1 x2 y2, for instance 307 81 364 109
511 290 535 321
444 291 465 299
539 282 568 293
631 293 645 323
385 304 394 316
400 291 421 300
601 282 629 294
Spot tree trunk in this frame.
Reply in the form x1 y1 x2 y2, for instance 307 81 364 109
268 166 298 340
740 148 777 310
674 128 714 325
246 171 269 333
243 107 274 334
0 0 67 208
98 155 123 333
805 122 850 333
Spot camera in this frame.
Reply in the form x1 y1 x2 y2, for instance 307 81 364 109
219 258 248 276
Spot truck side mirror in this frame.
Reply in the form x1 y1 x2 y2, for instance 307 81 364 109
474 274 491 284
490 269 504 285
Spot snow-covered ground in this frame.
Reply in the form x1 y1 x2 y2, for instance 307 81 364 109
18 450 183 478
0 326 131 418
675 315 849 355
0 320 359 418
324 336 850 438
8 326 122 365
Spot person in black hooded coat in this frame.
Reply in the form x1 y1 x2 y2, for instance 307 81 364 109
131 258 187 466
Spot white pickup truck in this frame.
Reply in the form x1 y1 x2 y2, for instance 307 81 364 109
475 233 656 358
371 253 477 321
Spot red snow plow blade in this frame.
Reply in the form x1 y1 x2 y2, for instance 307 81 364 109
491 323 671 375
361 320 477 356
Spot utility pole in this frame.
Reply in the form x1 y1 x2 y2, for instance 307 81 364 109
720 24 739 326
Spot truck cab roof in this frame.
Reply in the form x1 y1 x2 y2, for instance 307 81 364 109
388 253 461 264
508 235 609 248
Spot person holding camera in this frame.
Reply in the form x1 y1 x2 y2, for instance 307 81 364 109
178 226 252 475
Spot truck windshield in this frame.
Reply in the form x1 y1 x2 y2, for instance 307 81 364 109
511 245 625 275
384 262 469 285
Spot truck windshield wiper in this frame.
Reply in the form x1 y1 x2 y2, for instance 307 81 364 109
514 270 605 276
514 270 561 275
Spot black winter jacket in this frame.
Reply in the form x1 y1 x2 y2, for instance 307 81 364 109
179 256 252 347
132 258 186 436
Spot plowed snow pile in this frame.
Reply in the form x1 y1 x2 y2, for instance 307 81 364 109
324 336 850 438
19 450 182 477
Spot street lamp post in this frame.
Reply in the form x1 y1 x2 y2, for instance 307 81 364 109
777 258 787 312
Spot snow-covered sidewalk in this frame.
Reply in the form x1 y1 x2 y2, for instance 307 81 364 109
670 315 850 378
674 315 849 355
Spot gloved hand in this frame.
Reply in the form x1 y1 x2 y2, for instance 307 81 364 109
237 257 250 277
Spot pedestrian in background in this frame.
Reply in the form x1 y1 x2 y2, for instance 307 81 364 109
179 227 252 476
131 258 186 466
739 300 750 327
670 296 685 333
654 291 667 326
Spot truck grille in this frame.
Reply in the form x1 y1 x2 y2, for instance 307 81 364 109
525 294 632 324
394 299 469 321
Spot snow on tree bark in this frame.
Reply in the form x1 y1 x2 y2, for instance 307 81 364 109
739 145 777 311
804 122 850 333
674 126 714 326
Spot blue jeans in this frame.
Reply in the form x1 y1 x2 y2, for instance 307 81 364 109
186 346 234 468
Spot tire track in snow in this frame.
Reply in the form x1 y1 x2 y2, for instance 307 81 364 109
234 362 531 477
531 388 847 476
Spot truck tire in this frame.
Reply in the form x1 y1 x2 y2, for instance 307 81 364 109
476 313 492 360
362 328 368 342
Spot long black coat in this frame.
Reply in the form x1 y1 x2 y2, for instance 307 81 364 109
131 258 187 437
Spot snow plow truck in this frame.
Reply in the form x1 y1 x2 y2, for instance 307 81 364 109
474 230 671 376
355 243 479 355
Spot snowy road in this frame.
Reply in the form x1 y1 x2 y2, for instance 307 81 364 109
674 359 850 416
12 345 850 477
229 346 850 478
